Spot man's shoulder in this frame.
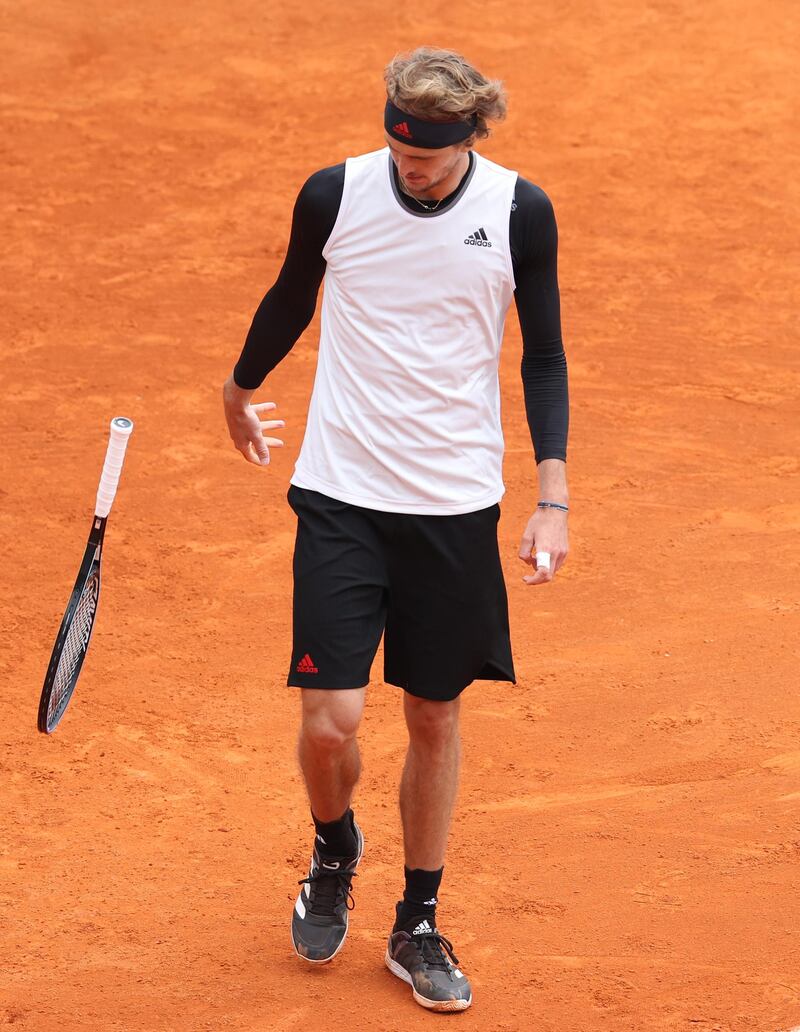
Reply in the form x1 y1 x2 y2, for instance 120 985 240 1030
513 175 554 217
293 163 347 229
509 175 558 267
300 162 346 201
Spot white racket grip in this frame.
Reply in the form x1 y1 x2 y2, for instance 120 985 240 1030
95 416 134 518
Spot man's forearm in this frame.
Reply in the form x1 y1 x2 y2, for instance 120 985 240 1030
233 277 318 390
536 458 568 504
520 349 569 464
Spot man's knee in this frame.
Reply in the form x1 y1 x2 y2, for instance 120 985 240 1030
404 694 461 749
300 688 364 752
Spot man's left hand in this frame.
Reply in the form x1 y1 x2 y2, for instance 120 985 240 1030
518 508 569 585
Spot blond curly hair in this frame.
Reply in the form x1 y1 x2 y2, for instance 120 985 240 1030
384 46 507 141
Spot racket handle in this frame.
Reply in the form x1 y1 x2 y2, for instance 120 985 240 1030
95 416 134 518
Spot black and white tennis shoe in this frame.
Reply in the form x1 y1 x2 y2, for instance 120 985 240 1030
291 820 364 963
385 908 472 1011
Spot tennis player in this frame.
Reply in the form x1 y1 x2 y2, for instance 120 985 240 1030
223 46 569 1012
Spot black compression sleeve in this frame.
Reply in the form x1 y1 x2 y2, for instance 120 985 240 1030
510 177 569 464
232 163 345 389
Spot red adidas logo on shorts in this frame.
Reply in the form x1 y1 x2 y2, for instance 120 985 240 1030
296 653 318 674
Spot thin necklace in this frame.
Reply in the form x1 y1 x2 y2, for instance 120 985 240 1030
414 195 444 212
399 178 445 212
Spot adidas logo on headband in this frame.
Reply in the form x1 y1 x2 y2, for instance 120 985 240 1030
385 99 476 150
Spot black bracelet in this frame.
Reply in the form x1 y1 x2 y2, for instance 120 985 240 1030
537 500 569 512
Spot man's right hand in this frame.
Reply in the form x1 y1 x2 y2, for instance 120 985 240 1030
222 375 285 466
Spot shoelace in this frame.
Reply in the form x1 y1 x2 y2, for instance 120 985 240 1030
412 931 459 973
298 868 357 916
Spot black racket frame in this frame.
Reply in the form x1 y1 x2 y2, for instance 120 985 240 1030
37 515 107 734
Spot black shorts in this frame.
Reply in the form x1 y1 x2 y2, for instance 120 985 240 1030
286 485 515 702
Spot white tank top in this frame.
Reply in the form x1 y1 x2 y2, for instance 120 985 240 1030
291 147 518 515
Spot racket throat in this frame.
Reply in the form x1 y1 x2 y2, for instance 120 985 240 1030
89 515 108 555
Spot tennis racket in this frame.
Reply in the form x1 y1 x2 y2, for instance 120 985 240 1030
37 416 134 734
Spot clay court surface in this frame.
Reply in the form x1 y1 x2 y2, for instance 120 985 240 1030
2 2 799 1029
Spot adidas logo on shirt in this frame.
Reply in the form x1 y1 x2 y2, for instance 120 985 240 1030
464 227 492 247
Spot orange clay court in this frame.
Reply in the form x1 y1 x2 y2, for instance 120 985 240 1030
2 3 799 1030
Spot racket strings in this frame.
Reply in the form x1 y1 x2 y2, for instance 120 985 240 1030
48 574 99 726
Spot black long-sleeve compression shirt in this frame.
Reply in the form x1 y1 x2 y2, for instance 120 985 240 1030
234 153 568 464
